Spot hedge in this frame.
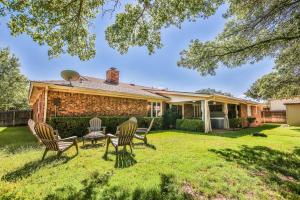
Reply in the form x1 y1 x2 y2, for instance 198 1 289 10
229 118 244 129
48 116 163 138
175 119 204 132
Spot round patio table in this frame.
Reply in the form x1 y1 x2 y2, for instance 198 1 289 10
82 131 106 146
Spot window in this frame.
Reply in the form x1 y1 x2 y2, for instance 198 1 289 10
193 104 201 118
247 105 252 117
148 102 162 117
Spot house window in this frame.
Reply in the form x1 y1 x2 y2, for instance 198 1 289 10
148 102 162 117
247 105 252 117
193 104 201 118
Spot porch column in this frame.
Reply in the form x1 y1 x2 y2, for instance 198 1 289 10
235 105 239 118
201 100 205 121
223 103 230 129
182 104 185 119
204 100 212 133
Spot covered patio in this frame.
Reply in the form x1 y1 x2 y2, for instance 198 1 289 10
151 90 262 133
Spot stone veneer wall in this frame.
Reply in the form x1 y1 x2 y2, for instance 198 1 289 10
46 90 148 118
32 88 45 123
250 105 262 127
184 104 194 119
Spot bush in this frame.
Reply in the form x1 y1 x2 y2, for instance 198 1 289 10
247 117 256 126
163 109 180 129
48 116 163 138
229 118 244 129
175 119 204 132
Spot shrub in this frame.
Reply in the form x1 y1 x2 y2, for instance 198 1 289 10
175 119 204 132
48 116 163 138
247 117 256 126
229 118 244 129
163 109 180 129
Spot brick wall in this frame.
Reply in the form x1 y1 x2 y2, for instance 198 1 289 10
250 106 262 127
240 104 248 127
46 90 148 118
32 89 45 122
184 104 194 119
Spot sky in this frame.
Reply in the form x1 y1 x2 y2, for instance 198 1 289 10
0 5 274 98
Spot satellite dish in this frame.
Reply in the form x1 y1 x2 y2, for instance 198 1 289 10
60 70 80 86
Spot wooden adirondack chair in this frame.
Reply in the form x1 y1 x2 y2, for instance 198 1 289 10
34 122 78 160
28 119 42 144
134 118 155 144
88 117 106 134
104 117 137 157
28 119 61 144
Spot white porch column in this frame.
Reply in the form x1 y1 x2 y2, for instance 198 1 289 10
201 100 205 121
204 100 212 133
223 103 230 129
235 104 239 118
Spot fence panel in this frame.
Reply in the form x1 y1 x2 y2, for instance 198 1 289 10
261 110 286 123
0 110 32 126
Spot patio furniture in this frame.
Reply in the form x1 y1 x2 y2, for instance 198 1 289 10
34 122 78 160
104 117 137 157
28 119 61 144
88 117 106 134
134 118 154 144
83 131 106 146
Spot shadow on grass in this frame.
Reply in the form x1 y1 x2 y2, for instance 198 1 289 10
1 154 75 182
103 149 137 168
80 143 103 149
44 172 186 200
133 142 156 150
291 128 300 133
210 145 300 199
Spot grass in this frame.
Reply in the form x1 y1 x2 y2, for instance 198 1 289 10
0 124 299 199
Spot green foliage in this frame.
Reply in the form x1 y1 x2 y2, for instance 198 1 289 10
60 70 80 85
0 48 29 110
176 119 204 132
247 117 256 125
48 116 163 137
196 88 233 97
229 118 244 129
245 70 300 100
162 109 180 129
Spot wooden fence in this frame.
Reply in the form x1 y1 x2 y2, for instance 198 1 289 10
0 110 32 127
261 110 286 123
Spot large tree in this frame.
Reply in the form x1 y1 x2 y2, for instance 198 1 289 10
0 48 29 110
196 88 233 97
1 0 299 97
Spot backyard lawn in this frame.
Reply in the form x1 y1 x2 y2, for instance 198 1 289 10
0 124 299 200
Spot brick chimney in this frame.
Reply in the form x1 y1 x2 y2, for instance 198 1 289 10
105 67 119 84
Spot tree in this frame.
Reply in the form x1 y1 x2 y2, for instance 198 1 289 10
196 88 233 97
0 48 29 110
1 1 300 98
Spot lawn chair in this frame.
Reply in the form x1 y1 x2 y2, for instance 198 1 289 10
34 122 78 160
134 118 155 144
28 119 61 144
104 117 137 157
88 117 106 134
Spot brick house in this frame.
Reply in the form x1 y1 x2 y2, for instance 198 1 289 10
28 67 263 132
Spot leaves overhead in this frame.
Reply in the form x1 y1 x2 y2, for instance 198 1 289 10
0 48 29 110
1 0 300 99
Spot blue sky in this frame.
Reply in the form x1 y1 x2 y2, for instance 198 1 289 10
0 5 274 97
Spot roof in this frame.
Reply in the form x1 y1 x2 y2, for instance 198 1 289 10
30 75 262 105
283 99 300 105
31 76 167 100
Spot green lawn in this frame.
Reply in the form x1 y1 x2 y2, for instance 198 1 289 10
0 125 299 199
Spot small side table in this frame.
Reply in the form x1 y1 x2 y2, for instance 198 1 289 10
83 131 106 146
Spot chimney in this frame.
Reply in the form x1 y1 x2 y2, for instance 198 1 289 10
105 67 119 84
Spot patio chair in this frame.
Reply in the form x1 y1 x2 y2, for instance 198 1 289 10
88 117 106 134
104 117 137 157
28 119 61 144
34 122 78 160
134 118 155 144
